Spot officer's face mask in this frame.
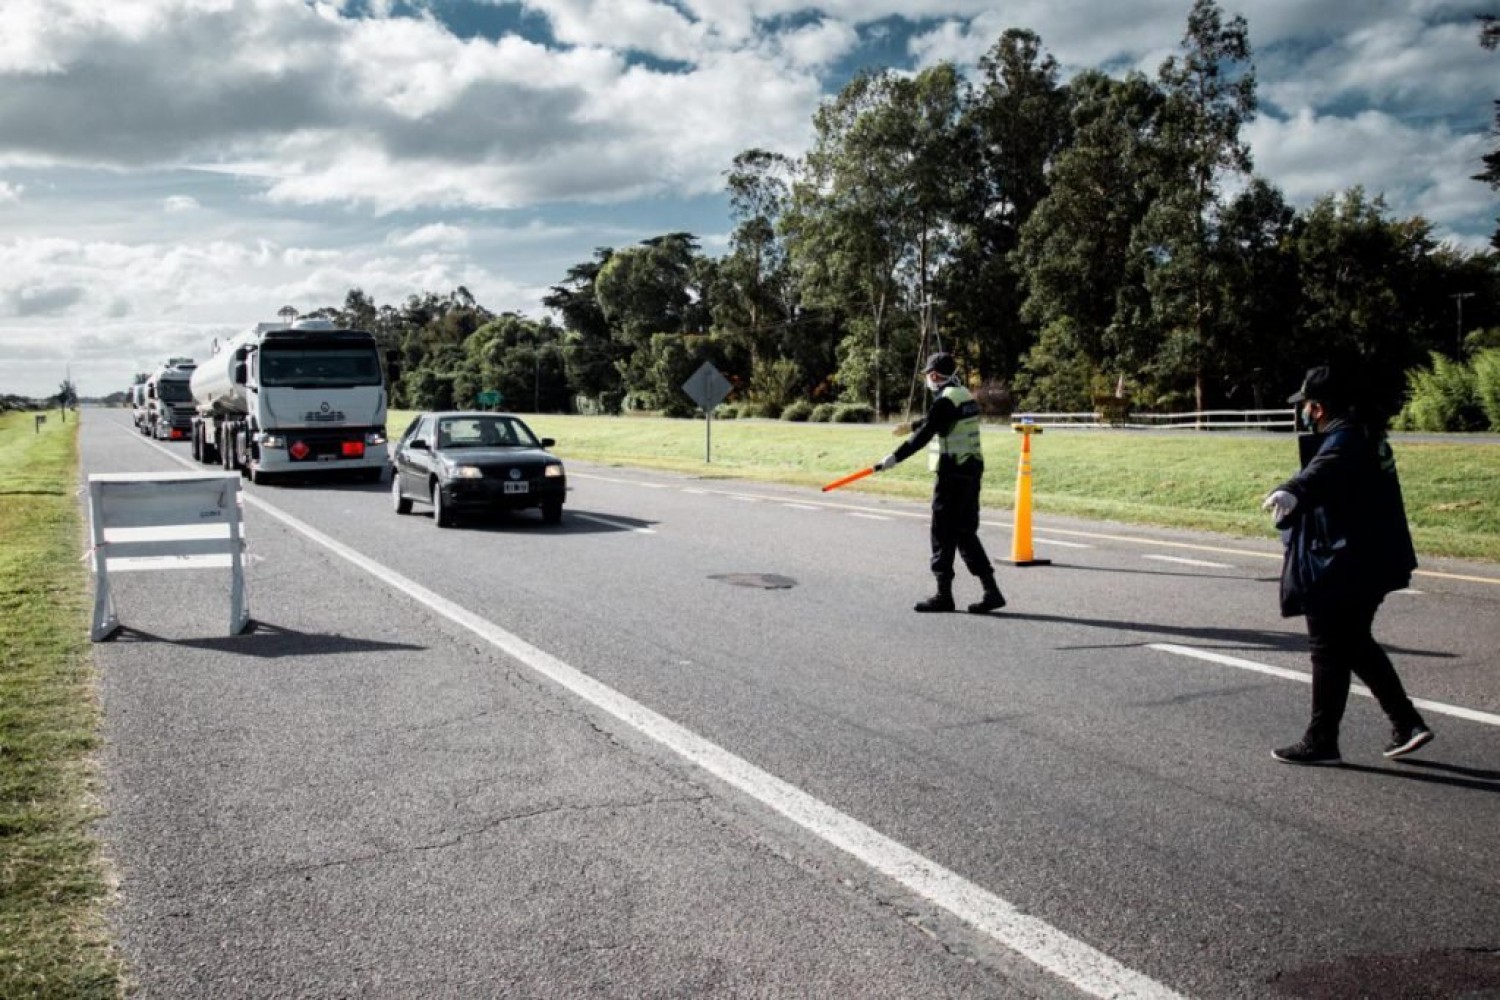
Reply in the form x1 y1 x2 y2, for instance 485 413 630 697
1298 403 1318 433
926 373 945 393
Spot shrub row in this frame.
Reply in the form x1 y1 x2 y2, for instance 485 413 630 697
1394 349 1500 432
714 401 876 423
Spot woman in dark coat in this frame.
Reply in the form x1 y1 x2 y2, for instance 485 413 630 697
1263 366 1432 765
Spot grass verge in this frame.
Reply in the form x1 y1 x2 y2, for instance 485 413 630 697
390 412 1500 564
0 411 123 998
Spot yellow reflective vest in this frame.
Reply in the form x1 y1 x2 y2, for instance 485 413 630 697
928 385 982 472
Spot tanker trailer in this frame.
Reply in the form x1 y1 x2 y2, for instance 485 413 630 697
190 319 389 484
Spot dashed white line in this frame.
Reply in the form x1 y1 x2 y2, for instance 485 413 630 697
1032 537 1093 549
849 513 892 521
782 503 823 511
1149 644 1500 727
1142 555 1233 569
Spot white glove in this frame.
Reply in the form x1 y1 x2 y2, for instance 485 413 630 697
874 454 898 472
1262 490 1297 521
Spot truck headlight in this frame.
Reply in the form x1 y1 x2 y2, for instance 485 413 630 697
544 463 564 478
260 434 286 449
452 465 483 479
365 430 387 446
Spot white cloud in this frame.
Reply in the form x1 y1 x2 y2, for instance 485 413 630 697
0 180 22 204
388 223 470 249
163 195 199 213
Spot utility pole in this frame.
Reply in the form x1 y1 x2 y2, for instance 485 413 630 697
1451 292 1475 356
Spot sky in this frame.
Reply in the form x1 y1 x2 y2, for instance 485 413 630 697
1 0 1495 399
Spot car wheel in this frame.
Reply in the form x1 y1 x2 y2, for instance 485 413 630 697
392 473 412 514
541 499 563 525
432 481 454 527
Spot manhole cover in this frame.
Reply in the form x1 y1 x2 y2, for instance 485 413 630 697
710 573 797 590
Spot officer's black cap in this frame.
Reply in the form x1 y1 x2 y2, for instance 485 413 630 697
1288 365 1348 407
922 352 956 377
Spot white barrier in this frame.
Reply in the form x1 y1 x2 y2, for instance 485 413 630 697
86 472 250 641
1012 408 1296 431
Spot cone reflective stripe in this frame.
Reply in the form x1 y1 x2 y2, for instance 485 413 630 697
822 466 875 492
1008 423 1051 567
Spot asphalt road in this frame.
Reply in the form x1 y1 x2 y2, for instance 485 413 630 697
81 409 1500 999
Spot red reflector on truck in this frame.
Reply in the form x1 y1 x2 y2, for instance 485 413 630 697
289 440 311 460
169 429 184 440
341 440 365 458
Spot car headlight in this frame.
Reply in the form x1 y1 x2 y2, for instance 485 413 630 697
452 465 483 479
260 434 286 449
544 463 564 478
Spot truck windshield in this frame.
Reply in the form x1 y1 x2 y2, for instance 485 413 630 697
157 380 193 403
260 348 381 388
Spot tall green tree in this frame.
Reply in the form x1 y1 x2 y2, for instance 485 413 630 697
1133 0 1257 410
786 65 970 413
1477 15 1500 249
950 29 1073 383
1014 71 1166 408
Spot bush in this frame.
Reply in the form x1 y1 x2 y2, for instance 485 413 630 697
715 404 739 419
780 400 814 422
1397 353 1486 431
832 403 875 423
810 403 836 422
1474 349 1500 431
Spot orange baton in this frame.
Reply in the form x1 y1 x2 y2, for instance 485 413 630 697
821 466 875 492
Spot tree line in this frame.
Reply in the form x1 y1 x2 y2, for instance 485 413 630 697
290 2 1498 426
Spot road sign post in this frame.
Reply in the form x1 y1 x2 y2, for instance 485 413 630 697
681 362 733 463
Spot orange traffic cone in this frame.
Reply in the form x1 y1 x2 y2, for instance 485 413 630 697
1008 422 1051 567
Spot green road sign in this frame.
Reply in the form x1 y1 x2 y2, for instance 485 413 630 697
477 390 502 407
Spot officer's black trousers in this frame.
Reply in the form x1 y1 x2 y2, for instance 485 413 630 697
930 470 992 581
1304 594 1423 747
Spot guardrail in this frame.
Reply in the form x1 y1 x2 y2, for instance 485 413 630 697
1008 408 1296 431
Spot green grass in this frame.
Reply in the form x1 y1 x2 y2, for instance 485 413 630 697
0 411 124 998
391 412 1500 564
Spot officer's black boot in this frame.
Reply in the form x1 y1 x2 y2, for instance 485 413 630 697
967 574 1006 614
914 576 955 613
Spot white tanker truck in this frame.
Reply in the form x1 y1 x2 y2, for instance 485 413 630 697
189 319 390 484
144 358 197 440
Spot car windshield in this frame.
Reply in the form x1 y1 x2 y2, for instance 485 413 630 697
260 347 381 387
434 416 539 449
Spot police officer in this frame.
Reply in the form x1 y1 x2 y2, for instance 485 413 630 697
874 352 1006 614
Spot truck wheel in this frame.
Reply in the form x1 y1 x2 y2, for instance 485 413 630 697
392 474 412 514
541 499 563 525
431 482 454 527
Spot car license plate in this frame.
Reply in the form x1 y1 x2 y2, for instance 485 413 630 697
503 481 529 494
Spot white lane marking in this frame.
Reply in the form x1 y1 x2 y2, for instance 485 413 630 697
782 504 823 511
1032 538 1093 549
1393 589 1423 596
1150 644 1500 727
571 471 1500 588
570 512 656 534
1142 555 1233 569
124 424 1183 1000
729 494 760 502
849 513 891 521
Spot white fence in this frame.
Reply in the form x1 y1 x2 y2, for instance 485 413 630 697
1011 408 1296 431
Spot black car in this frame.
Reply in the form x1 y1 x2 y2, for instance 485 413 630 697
391 411 566 526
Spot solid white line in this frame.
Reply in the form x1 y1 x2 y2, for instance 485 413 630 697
121 423 1184 1000
849 513 891 521
569 512 656 534
1142 555 1233 569
782 503 823 511
1149 644 1500 727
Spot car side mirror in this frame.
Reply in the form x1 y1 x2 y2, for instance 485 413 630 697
409 439 429 451
540 437 556 448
